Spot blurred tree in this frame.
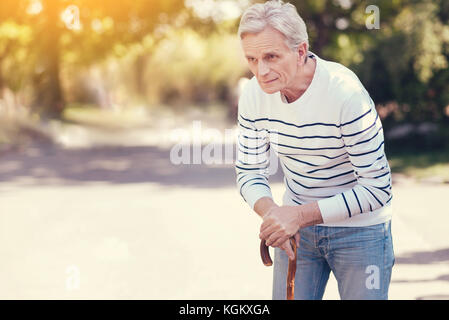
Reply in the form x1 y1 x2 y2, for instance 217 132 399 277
264 0 449 124
0 0 185 118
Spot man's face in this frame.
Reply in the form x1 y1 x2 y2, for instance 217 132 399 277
241 27 299 94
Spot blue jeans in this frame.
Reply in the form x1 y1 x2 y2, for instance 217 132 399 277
272 221 395 300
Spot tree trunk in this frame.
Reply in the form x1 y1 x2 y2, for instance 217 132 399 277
39 0 64 119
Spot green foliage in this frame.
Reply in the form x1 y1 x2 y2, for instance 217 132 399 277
0 0 448 126
143 28 247 105
388 147 449 182
287 0 449 124
0 0 185 118
0 20 35 91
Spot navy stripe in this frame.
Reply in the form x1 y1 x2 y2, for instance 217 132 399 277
374 186 391 196
342 193 352 217
240 177 265 190
348 141 384 157
362 186 384 207
352 154 385 168
238 145 270 155
291 198 302 205
246 182 270 189
239 177 266 196
238 112 344 139
239 114 341 128
285 178 300 196
237 172 265 183
341 108 372 127
285 179 336 199
241 135 264 140
386 195 392 204
306 160 351 174
239 141 268 150
271 141 345 151
283 162 354 180
278 151 348 160
238 121 261 132
353 189 363 214
345 126 383 148
284 155 320 167
376 181 391 190
372 171 390 179
235 165 269 171
237 173 247 183
239 109 373 129
236 159 268 166
290 177 357 190
269 130 342 140
243 124 381 146
372 180 392 195
239 110 376 141
370 171 390 179
342 113 379 138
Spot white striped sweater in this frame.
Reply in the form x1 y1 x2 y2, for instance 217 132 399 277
235 53 393 227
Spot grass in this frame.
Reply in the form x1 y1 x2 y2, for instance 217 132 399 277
0 110 51 152
388 148 449 182
62 104 151 129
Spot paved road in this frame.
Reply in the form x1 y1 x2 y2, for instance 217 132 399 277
0 127 448 300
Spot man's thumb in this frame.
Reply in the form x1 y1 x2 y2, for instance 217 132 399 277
294 232 300 247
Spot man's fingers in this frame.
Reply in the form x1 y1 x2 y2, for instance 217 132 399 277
267 231 288 247
273 236 289 248
294 232 300 247
260 216 277 233
259 223 279 240
282 239 295 260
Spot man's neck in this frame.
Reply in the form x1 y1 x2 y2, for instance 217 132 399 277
281 57 316 103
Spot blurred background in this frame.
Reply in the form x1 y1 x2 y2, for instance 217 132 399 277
0 0 448 300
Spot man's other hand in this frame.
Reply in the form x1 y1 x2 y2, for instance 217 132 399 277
259 206 301 248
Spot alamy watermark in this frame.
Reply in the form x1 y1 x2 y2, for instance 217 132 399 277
169 120 279 175
366 5 380 30
365 265 380 289
66 265 81 291
61 5 81 30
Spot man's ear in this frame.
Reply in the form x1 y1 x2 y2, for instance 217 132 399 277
296 43 308 64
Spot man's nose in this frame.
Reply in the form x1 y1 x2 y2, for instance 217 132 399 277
258 60 269 76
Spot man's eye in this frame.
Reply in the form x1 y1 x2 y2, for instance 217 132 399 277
248 57 256 62
267 55 277 60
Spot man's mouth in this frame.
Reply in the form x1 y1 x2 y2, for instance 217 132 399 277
263 78 277 84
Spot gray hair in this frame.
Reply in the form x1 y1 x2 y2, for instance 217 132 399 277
238 0 309 52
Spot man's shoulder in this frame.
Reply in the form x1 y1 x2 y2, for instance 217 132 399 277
319 57 365 96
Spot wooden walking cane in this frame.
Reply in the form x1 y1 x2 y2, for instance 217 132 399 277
260 237 297 300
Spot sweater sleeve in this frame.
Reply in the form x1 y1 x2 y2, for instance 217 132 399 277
317 89 392 223
235 85 273 209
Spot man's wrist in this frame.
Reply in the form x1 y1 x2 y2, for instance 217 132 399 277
254 197 278 219
296 201 324 228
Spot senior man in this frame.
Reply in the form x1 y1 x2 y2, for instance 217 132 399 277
235 0 394 300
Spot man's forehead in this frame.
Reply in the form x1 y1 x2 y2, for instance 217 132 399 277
241 27 289 54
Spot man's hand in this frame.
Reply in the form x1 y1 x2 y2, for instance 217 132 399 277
259 202 323 248
259 206 300 248
279 232 300 260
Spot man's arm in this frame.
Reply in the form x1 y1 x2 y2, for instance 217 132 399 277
235 82 273 211
316 90 392 223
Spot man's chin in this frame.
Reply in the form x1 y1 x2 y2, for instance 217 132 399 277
259 82 280 94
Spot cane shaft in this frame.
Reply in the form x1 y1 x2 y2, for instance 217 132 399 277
286 237 297 300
